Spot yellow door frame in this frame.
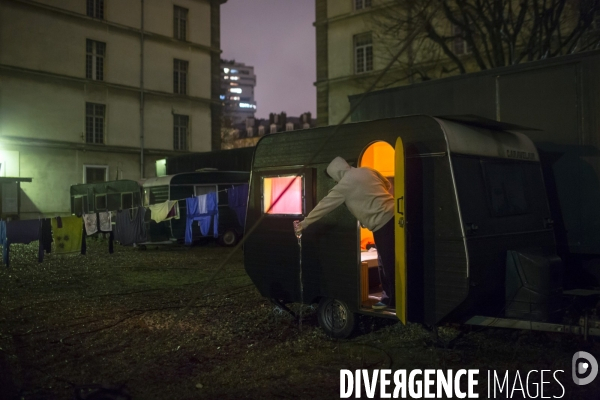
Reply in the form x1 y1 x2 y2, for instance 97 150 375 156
394 137 407 324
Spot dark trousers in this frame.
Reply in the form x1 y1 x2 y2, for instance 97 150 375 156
373 217 395 306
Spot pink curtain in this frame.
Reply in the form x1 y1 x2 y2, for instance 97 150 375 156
269 176 302 214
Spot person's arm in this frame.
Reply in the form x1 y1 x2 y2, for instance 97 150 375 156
299 189 345 230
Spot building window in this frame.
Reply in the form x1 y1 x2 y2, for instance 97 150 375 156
354 33 373 74
85 103 105 144
173 114 189 150
173 59 188 94
86 0 104 19
84 165 108 183
173 6 188 40
355 0 372 10
86 39 105 81
452 25 471 55
262 175 303 215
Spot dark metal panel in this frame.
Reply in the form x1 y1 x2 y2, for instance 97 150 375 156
350 73 496 122
499 64 579 145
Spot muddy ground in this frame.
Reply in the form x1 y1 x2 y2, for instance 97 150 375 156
0 238 599 399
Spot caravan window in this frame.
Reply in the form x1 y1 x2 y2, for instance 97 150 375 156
73 195 88 215
262 175 303 215
483 162 530 217
95 194 107 211
122 192 133 210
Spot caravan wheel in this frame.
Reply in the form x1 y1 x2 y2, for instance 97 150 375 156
218 229 239 247
317 298 356 339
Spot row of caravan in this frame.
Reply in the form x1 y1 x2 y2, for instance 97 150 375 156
70 171 249 247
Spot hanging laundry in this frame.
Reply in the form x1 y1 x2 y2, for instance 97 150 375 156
185 192 219 245
96 211 114 254
114 207 147 246
83 213 98 235
40 218 52 254
0 221 4 265
166 202 179 219
196 195 208 214
98 211 112 232
1 219 45 267
51 216 84 254
228 184 249 228
148 200 180 223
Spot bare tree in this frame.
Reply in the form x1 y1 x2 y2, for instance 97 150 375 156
371 0 600 83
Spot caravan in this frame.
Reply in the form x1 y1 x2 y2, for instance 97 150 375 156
244 116 567 338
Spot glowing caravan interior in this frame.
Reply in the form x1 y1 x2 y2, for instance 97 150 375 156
262 176 303 215
358 141 395 250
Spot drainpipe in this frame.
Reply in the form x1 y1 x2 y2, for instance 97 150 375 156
139 0 145 179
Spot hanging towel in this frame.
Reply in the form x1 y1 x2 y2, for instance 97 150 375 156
51 216 83 254
83 213 98 235
185 193 219 244
98 211 112 232
228 184 249 228
114 207 147 245
166 203 179 219
41 218 52 254
148 200 180 223
2 220 44 267
196 196 208 214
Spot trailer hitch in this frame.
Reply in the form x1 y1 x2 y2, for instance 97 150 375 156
270 298 297 319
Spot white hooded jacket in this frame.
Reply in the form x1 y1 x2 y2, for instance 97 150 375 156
300 157 394 232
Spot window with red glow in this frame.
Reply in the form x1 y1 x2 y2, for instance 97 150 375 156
262 175 303 215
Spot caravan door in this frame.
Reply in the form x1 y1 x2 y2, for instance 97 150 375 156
395 137 407 324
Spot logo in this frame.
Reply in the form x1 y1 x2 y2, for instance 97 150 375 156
572 351 598 385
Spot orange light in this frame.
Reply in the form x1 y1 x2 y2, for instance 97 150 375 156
359 141 395 248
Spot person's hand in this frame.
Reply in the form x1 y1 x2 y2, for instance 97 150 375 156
293 220 303 238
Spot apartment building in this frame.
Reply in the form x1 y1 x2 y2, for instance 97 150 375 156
221 59 257 124
0 0 226 217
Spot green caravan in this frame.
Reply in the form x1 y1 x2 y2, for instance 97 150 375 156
142 171 249 246
244 115 573 338
70 180 143 215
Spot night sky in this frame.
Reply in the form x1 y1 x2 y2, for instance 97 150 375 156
221 0 316 120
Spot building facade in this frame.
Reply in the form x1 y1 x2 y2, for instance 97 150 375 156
315 0 382 126
0 0 226 218
220 59 257 124
221 112 315 149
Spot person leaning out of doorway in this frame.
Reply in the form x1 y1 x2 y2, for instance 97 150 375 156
293 156 396 310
